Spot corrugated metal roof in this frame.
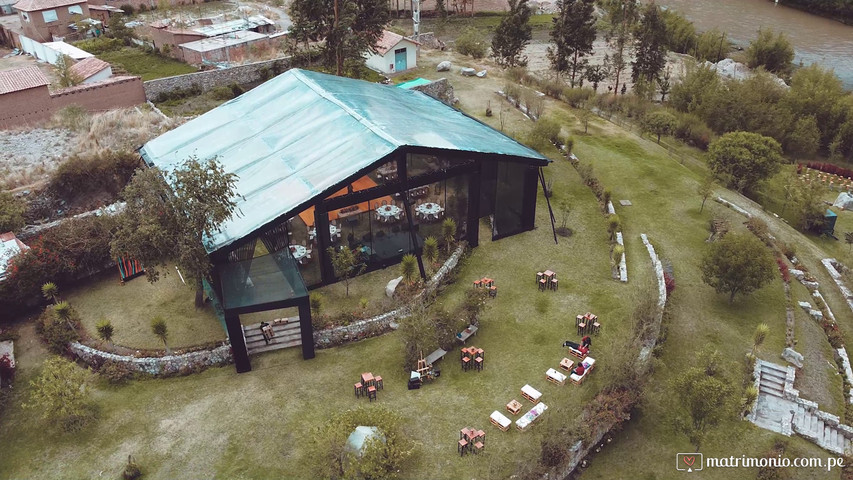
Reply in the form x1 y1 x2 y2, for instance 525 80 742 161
179 30 266 53
69 57 110 80
192 15 274 37
141 69 548 254
12 0 83 11
0 66 49 95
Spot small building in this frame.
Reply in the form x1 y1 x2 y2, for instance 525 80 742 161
13 0 89 41
69 56 111 83
0 65 51 125
365 30 418 75
86 4 121 24
1 1 16 15
140 68 549 372
191 15 275 37
42 39 92 60
0 231 29 282
178 30 269 66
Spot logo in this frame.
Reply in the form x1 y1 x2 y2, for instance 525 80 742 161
677 453 704 472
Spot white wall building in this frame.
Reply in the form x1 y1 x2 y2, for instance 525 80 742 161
365 30 419 75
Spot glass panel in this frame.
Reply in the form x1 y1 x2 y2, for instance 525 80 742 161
68 5 83 14
445 174 469 241
407 153 441 178
287 209 321 287
479 161 497 218
494 162 526 236
218 251 308 311
368 195 413 263
410 180 444 244
42 9 58 22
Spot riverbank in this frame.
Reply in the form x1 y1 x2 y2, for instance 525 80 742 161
777 0 853 26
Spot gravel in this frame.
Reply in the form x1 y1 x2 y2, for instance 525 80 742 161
0 128 77 190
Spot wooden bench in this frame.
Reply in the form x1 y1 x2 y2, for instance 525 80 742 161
456 325 478 344
521 384 542 404
490 411 511 431
546 368 567 385
570 357 596 385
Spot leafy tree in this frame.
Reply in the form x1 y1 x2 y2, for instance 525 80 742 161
548 0 596 87
0 191 26 233
785 115 820 159
111 156 238 307
707 132 783 193
456 28 488 59
327 246 365 296
845 232 853 251
643 110 676 143
791 177 827 232
289 0 389 76
746 28 794 74
697 176 715 213
24 356 93 431
151 317 168 351
660 8 696 54
781 64 847 151
400 253 418 285
441 218 456 253
631 2 667 86
657 68 672 102
669 64 721 116
673 367 734 447
106 13 134 42
584 64 605 92
96 319 114 344
491 0 532 68
601 0 638 96
422 236 439 267
700 232 776 303
41 282 59 304
695 28 728 63
435 0 447 18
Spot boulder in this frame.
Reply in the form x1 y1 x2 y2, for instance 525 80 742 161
782 348 804 368
460 67 476 76
386 276 403 298
834 192 853 210
476 69 487 78
803 280 820 291
809 309 824 321
436 60 451 72
790 269 805 281
797 301 812 310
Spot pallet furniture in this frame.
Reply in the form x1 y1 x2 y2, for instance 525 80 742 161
568 346 587 360
506 399 522 415
516 402 548 430
521 384 542 404
559 357 574 372
570 357 597 385
490 411 511 431
546 368 567 385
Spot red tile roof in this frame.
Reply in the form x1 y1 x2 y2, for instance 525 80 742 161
69 57 110 80
374 30 419 56
0 66 49 95
12 0 85 12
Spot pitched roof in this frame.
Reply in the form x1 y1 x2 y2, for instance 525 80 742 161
12 0 84 11
374 30 419 56
140 69 548 254
69 57 110 80
0 66 49 95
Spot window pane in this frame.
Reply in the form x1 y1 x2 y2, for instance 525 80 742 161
494 162 526 236
68 5 83 14
42 9 57 22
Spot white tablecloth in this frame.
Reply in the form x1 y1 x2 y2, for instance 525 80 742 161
308 224 340 240
375 205 402 220
416 202 443 218
521 384 542 402
289 245 307 261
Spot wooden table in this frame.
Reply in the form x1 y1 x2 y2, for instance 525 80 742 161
559 357 574 372
506 399 522 415
361 372 374 387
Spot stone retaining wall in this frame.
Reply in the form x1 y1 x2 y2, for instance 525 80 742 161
69 342 232 376
143 57 292 102
410 77 456 106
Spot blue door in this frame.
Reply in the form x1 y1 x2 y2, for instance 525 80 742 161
394 48 407 72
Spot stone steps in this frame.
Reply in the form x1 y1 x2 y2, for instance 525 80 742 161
243 318 302 355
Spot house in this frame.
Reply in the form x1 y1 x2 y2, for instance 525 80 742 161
140 68 549 372
86 4 121 24
69 56 111 83
0 232 29 282
365 30 419 75
178 30 270 66
13 0 89 41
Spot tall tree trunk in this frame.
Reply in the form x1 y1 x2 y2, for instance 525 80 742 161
195 278 204 308
570 50 579 87
729 289 737 304
334 0 342 76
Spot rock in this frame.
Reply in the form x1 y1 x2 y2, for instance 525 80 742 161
476 70 487 78
797 301 812 310
782 348 804 368
790 269 805 281
809 309 824 321
460 67 476 76
386 276 403 298
803 281 820 291
436 60 451 72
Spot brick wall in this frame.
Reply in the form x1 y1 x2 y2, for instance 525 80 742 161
0 75 145 129
179 37 273 66
143 56 291 101
390 0 509 12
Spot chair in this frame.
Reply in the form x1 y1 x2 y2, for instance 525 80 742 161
576 315 584 326
577 322 587 335
367 385 377 401
473 279 482 289
489 286 497 298
592 322 601 335
476 430 486 446
354 382 364 398
550 279 558 291
475 356 484 371
539 278 547 291
375 376 383 390
458 439 468 456
382 200 388 206
462 356 471 371
536 272 544 285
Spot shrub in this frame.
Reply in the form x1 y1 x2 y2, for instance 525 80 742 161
540 77 564 99
613 244 624 259
36 306 79 354
827 328 845 348
123 455 142 480
664 271 676 296
607 214 621 238
561 87 595 108
24 356 94 431
563 135 574 154
0 192 26 233
400 253 418 285
776 258 790 283
154 83 202 103
746 217 770 241
532 117 561 145
50 150 141 200
504 82 521 106
455 28 487 58
422 236 439 267
99 360 133 385
506 66 527 84
73 36 124 55
96 319 114 343
673 111 713 150
120 4 134 14
461 288 489 325
522 89 545 120
310 293 324 317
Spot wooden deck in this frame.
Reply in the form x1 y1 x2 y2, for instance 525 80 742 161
243 317 302 355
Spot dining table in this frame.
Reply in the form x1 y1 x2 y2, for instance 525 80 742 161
416 202 443 220
308 224 341 241
375 204 402 221
289 244 307 262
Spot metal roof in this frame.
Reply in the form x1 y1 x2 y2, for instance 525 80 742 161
140 68 548 254
179 30 267 53
12 0 83 11
0 66 49 94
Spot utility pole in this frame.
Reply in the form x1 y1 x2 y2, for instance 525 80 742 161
412 0 420 40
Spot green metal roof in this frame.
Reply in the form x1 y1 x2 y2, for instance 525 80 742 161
396 77 432 89
141 68 548 254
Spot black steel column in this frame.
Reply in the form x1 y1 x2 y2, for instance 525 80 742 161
522 166 539 232
298 298 315 359
225 310 251 373
315 202 334 284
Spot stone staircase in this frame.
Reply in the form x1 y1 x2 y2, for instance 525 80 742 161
243 317 302 355
750 360 853 456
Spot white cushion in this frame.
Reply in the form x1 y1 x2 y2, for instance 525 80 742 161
490 410 511 428
521 384 542 401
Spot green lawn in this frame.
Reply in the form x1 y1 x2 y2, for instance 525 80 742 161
98 47 197 81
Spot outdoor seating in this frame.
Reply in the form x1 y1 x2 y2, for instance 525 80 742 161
375 376 383 390
568 345 587 360
473 441 484 454
559 357 574 372
521 384 542 404
489 286 497 298
458 439 468 456
475 356 484 371
367 385 377 401
516 403 548 431
570 357 596 385
354 382 363 398
361 372 375 388
546 368 567 385
490 411 511 431
592 321 601 335
456 325 478 344
539 278 547 291
577 322 587 335
506 399 522 415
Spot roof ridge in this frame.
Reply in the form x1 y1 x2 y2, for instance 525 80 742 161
291 69 401 149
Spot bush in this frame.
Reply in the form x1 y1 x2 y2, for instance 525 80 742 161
51 104 91 132
664 270 676 296
50 150 141 200
504 82 521 106
155 83 202 103
461 288 489 325
506 66 527 84
36 306 80 354
123 455 142 480
210 86 235 101
562 87 595 108
776 258 790 283
0 192 26 233
310 293 324 317
120 4 134 14
532 117 561 145
73 36 123 55
673 112 713 150
522 89 545 120
99 360 134 385
746 217 770 241
540 77 564 99
827 328 845 348
455 28 488 59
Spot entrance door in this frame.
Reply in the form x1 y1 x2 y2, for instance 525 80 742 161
394 48 407 72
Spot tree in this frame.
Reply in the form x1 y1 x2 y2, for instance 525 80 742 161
631 2 667 86
456 28 488 59
706 132 783 193
24 356 93 431
791 177 827 232
41 282 59 304
548 0 596 87
289 0 389 76
491 0 532 68
111 156 238 307
96 319 114 344
601 0 638 96
846 232 853 252
441 218 456 253
746 28 794 74
151 317 169 351
697 176 715 213
577 103 592 133
669 64 721 116
660 8 695 55
700 232 776 303
673 367 734 447
643 110 676 143
400 253 418 285
327 246 365 296
422 236 439 267
106 14 134 42
0 191 26 233
786 115 820 159
584 64 605 92
781 64 847 151
695 28 728 63
435 0 447 18
657 68 672 102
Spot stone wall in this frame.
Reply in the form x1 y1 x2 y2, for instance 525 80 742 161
143 56 292 102
69 342 232 376
411 77 456 106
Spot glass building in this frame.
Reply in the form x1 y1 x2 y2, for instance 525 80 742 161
141 69 550 372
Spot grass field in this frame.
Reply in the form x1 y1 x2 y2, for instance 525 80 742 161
98 47 197 81
1 50 850 479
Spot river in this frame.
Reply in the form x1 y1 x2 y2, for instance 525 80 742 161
654 0 853 89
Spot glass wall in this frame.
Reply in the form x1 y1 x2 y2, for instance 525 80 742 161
409 174 469 249
493 161 527 237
